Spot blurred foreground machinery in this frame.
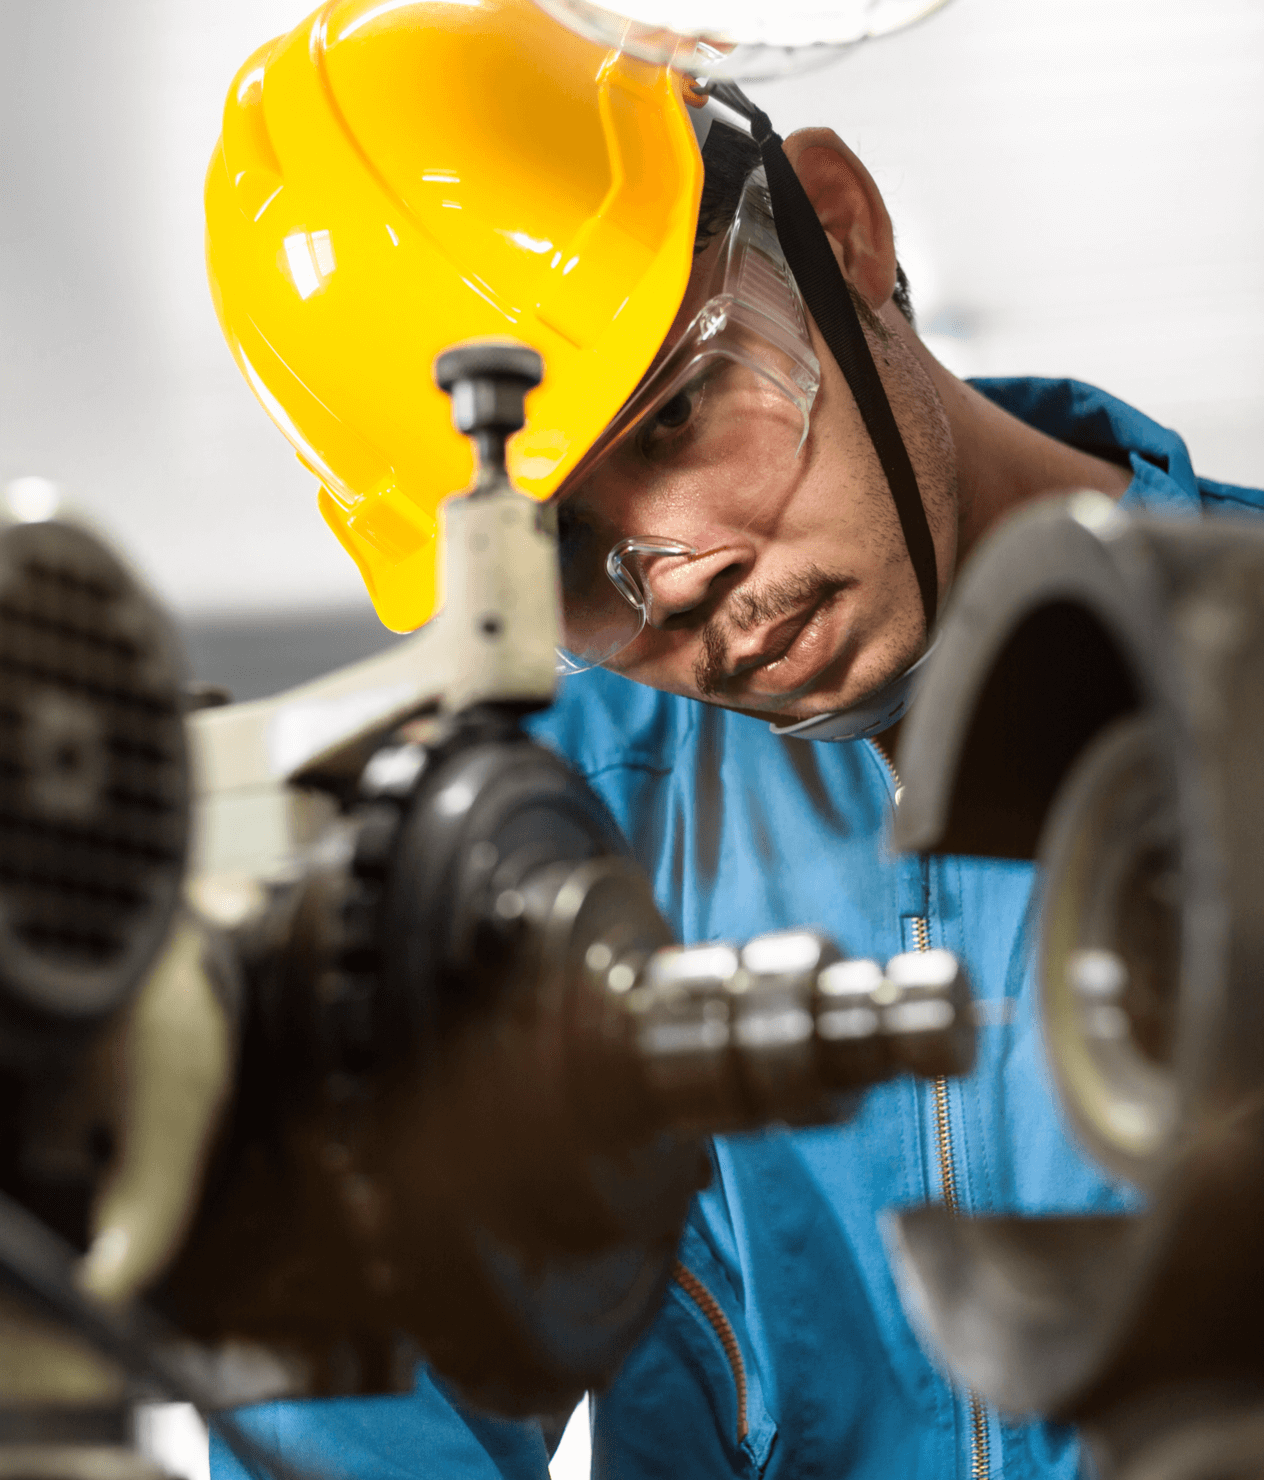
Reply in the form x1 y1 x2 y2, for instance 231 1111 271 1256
0 344 973 1479
889 493 1264 1480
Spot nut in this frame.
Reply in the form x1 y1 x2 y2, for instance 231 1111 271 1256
634 943 742 1130
732 930 840 1118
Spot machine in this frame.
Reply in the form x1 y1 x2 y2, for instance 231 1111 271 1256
0 344 973 1478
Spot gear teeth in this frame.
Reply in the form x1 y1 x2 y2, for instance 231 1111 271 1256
339 879 383 968
304 778 413 1086
352 802 405 881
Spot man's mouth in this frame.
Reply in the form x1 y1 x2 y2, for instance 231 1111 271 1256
700 583 854 702
726 597 823 674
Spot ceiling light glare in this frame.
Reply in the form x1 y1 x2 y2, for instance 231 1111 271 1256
531 0 954 80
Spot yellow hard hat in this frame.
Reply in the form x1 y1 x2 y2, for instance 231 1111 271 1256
205 0 703 631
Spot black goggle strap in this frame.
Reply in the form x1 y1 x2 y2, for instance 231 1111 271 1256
707 81 939 639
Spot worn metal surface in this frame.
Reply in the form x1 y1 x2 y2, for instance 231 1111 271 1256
889 494 1264 1477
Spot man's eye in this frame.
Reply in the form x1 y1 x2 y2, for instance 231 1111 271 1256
639 389 695 455
654 391 692 430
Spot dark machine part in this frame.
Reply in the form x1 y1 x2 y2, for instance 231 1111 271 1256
887 495 1264 1479
0 515 188 1060
156 347 973 1414
161 710 975 1414
0 347 974 1442
433 340 544 481
0 512 192 1480
0 511 189 1243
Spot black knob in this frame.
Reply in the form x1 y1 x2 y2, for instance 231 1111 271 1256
434 341 544 484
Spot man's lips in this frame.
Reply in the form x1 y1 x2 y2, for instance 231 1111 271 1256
725 599 821 675
722 588 852 698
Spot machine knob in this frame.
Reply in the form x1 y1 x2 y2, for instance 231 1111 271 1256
433 341 544 482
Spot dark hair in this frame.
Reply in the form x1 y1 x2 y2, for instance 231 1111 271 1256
696 120 914 327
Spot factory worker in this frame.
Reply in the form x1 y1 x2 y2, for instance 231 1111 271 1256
204 1 1264 1475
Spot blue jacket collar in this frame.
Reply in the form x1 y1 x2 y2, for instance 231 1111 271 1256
971 376 1202 518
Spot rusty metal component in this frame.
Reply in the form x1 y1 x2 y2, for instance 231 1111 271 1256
888 495 1264 1478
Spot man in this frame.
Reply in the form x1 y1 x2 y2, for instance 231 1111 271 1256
205 1 1263 1476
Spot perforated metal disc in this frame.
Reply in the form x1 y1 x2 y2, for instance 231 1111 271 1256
0 518 189 1033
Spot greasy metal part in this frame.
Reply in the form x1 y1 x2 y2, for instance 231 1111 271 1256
156 724 695 1413
599 931 975 1138
157 715 976 1414
888 495 1264 1477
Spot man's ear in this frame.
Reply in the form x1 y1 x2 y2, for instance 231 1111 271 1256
781 128 896 312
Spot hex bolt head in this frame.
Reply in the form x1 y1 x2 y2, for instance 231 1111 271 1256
433 341 544 479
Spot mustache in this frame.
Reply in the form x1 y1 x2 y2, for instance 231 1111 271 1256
692 564 849 697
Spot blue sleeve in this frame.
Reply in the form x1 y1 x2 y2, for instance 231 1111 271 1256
1198 475 1264 517
209 1365 552 1480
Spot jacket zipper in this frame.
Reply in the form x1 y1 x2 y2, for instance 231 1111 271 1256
872 743 992 1480
674 1260 749 1445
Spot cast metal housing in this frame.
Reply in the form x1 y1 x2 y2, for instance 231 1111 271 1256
889 493 1264 1477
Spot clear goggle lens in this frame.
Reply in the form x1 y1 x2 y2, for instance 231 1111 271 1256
556 536 697 673
555 167 820 672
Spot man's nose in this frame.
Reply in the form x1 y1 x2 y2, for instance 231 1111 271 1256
643 544 752 628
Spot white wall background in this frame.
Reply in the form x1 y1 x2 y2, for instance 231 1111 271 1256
750 0 1264 488
2 0 1261 625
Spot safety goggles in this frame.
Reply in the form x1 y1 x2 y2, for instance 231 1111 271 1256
555 165 820 671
